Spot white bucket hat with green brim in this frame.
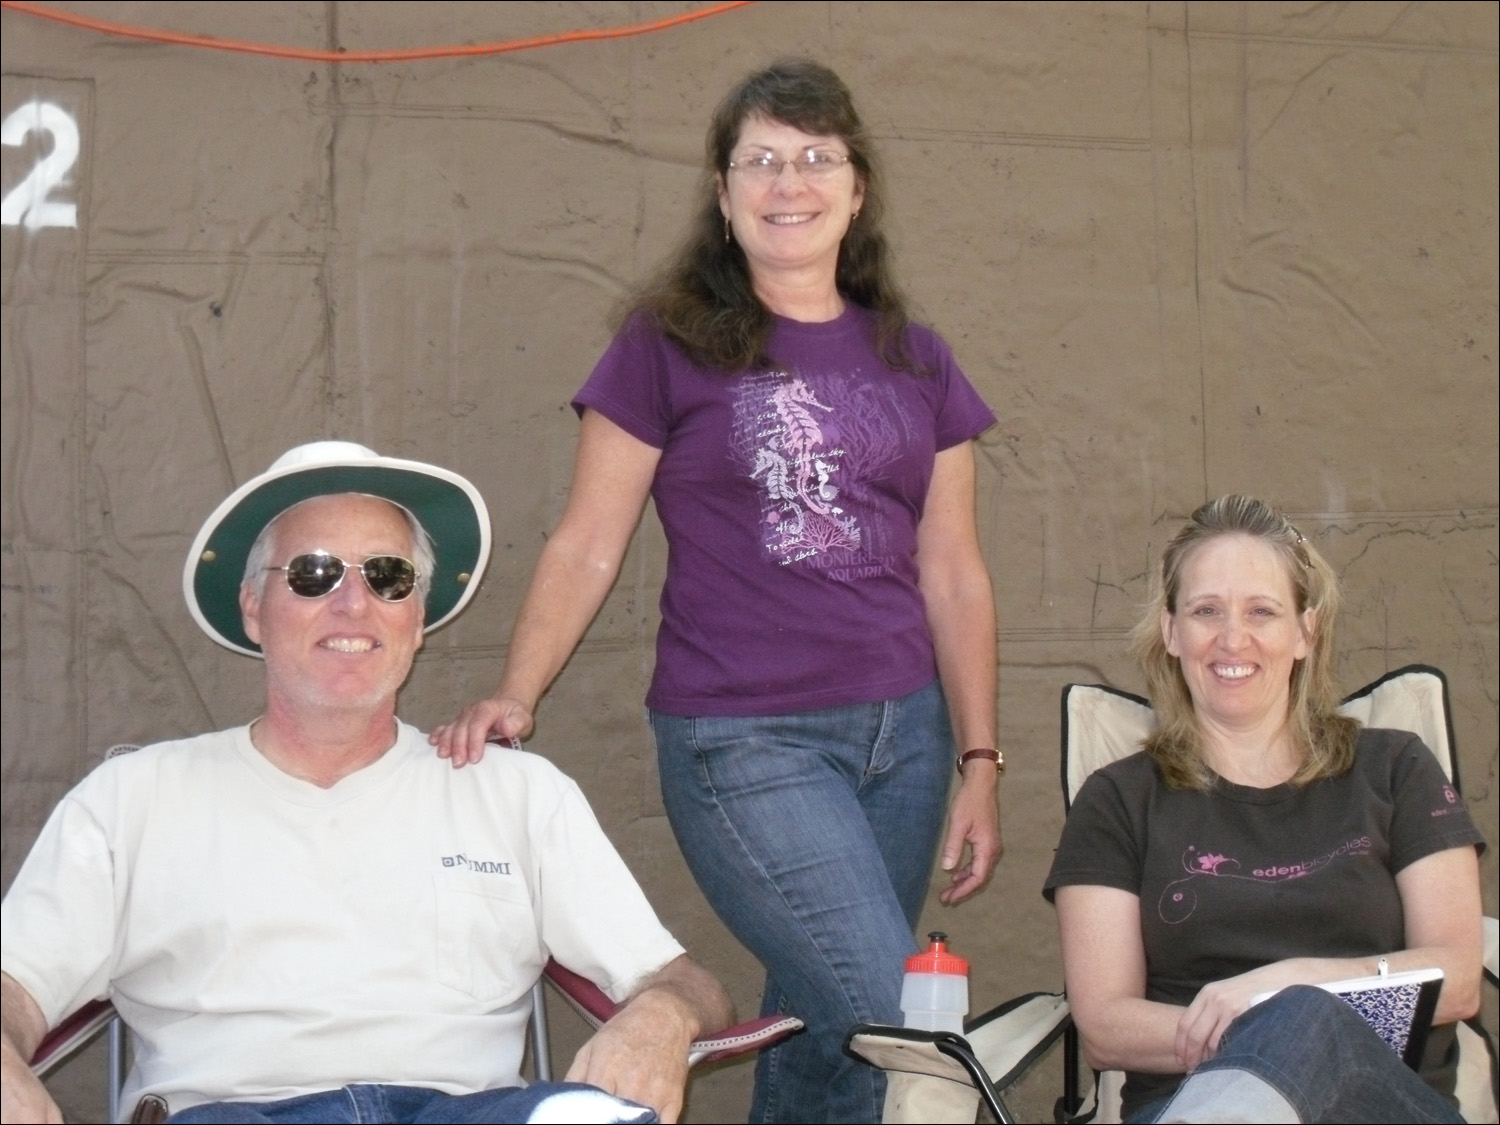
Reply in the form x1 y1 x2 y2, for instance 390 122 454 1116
183 441 491 658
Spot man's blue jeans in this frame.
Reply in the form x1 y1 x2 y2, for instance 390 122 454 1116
651 681 954 1124
165 1082 656 1123
1132 985 1464 1123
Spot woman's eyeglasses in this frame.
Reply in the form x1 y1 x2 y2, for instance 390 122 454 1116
727 151 852 181
268 553 419 602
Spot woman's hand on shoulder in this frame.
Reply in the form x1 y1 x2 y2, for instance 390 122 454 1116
428 696 534 767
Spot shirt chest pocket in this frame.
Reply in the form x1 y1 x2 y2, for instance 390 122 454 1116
433 868 542 1004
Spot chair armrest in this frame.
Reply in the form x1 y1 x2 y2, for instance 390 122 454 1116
965 991 1071 1089
542 958 803 1066
689 1015 803 1065
844 996 1070 1125
1483 915 1497 989
844 1025 976 1085
843 992 1071 1090
29 998 116 1078
843 1024 1014 1125
543 958 618 1028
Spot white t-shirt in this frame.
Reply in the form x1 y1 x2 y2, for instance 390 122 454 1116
1 724 685 1117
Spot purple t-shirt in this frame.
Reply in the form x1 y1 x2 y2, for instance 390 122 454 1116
574 306 996 716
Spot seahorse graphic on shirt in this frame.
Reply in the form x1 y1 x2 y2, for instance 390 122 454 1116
735 373 863 562
729 368 920 577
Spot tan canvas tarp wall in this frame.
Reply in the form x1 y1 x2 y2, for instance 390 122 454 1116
3 3 1495 1120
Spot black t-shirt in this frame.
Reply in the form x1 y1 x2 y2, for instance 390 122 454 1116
1045 728 1485 1116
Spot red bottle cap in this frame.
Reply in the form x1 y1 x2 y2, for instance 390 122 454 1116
905 931 968 975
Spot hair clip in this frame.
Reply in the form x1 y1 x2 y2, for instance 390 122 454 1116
1289 527 1312 570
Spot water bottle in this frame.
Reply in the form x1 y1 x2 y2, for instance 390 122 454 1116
900 931 969 1034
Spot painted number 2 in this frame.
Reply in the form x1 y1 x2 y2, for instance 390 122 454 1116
2 101 80 229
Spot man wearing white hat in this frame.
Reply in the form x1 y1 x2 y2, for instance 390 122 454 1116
0 442 731 1125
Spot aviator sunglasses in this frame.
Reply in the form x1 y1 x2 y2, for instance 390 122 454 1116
268 552 419 602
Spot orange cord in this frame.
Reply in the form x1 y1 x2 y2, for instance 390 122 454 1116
0 0 757 63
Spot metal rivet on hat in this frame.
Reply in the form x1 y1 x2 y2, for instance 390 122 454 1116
201 550 217 563
457 572 471 584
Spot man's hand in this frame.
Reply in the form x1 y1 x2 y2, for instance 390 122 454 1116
564 957 732 1124
566 990 693 1122
1 974 62 1125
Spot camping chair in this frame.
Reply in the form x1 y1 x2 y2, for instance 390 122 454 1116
846 664 1497 1123
27 749 803 1122
30 959 802 1122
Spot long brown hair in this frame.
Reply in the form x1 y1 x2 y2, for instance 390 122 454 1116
626 59 917 372
1131 495 1358 789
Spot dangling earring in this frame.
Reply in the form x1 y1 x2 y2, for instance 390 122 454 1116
851 209 860 222
724 217 732 244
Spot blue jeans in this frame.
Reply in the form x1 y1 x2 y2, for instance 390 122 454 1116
1130 986 1464 1124
651 681 954 1124
165 1082 657 1123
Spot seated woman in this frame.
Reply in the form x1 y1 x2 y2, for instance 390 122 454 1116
1046 495 1485 1124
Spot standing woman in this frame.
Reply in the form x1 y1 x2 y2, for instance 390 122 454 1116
433 59 1002 1123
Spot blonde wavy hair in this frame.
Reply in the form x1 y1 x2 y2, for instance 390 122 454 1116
1130 495 1358 789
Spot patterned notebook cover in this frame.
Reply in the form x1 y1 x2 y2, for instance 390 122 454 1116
1253 967 1443 1070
